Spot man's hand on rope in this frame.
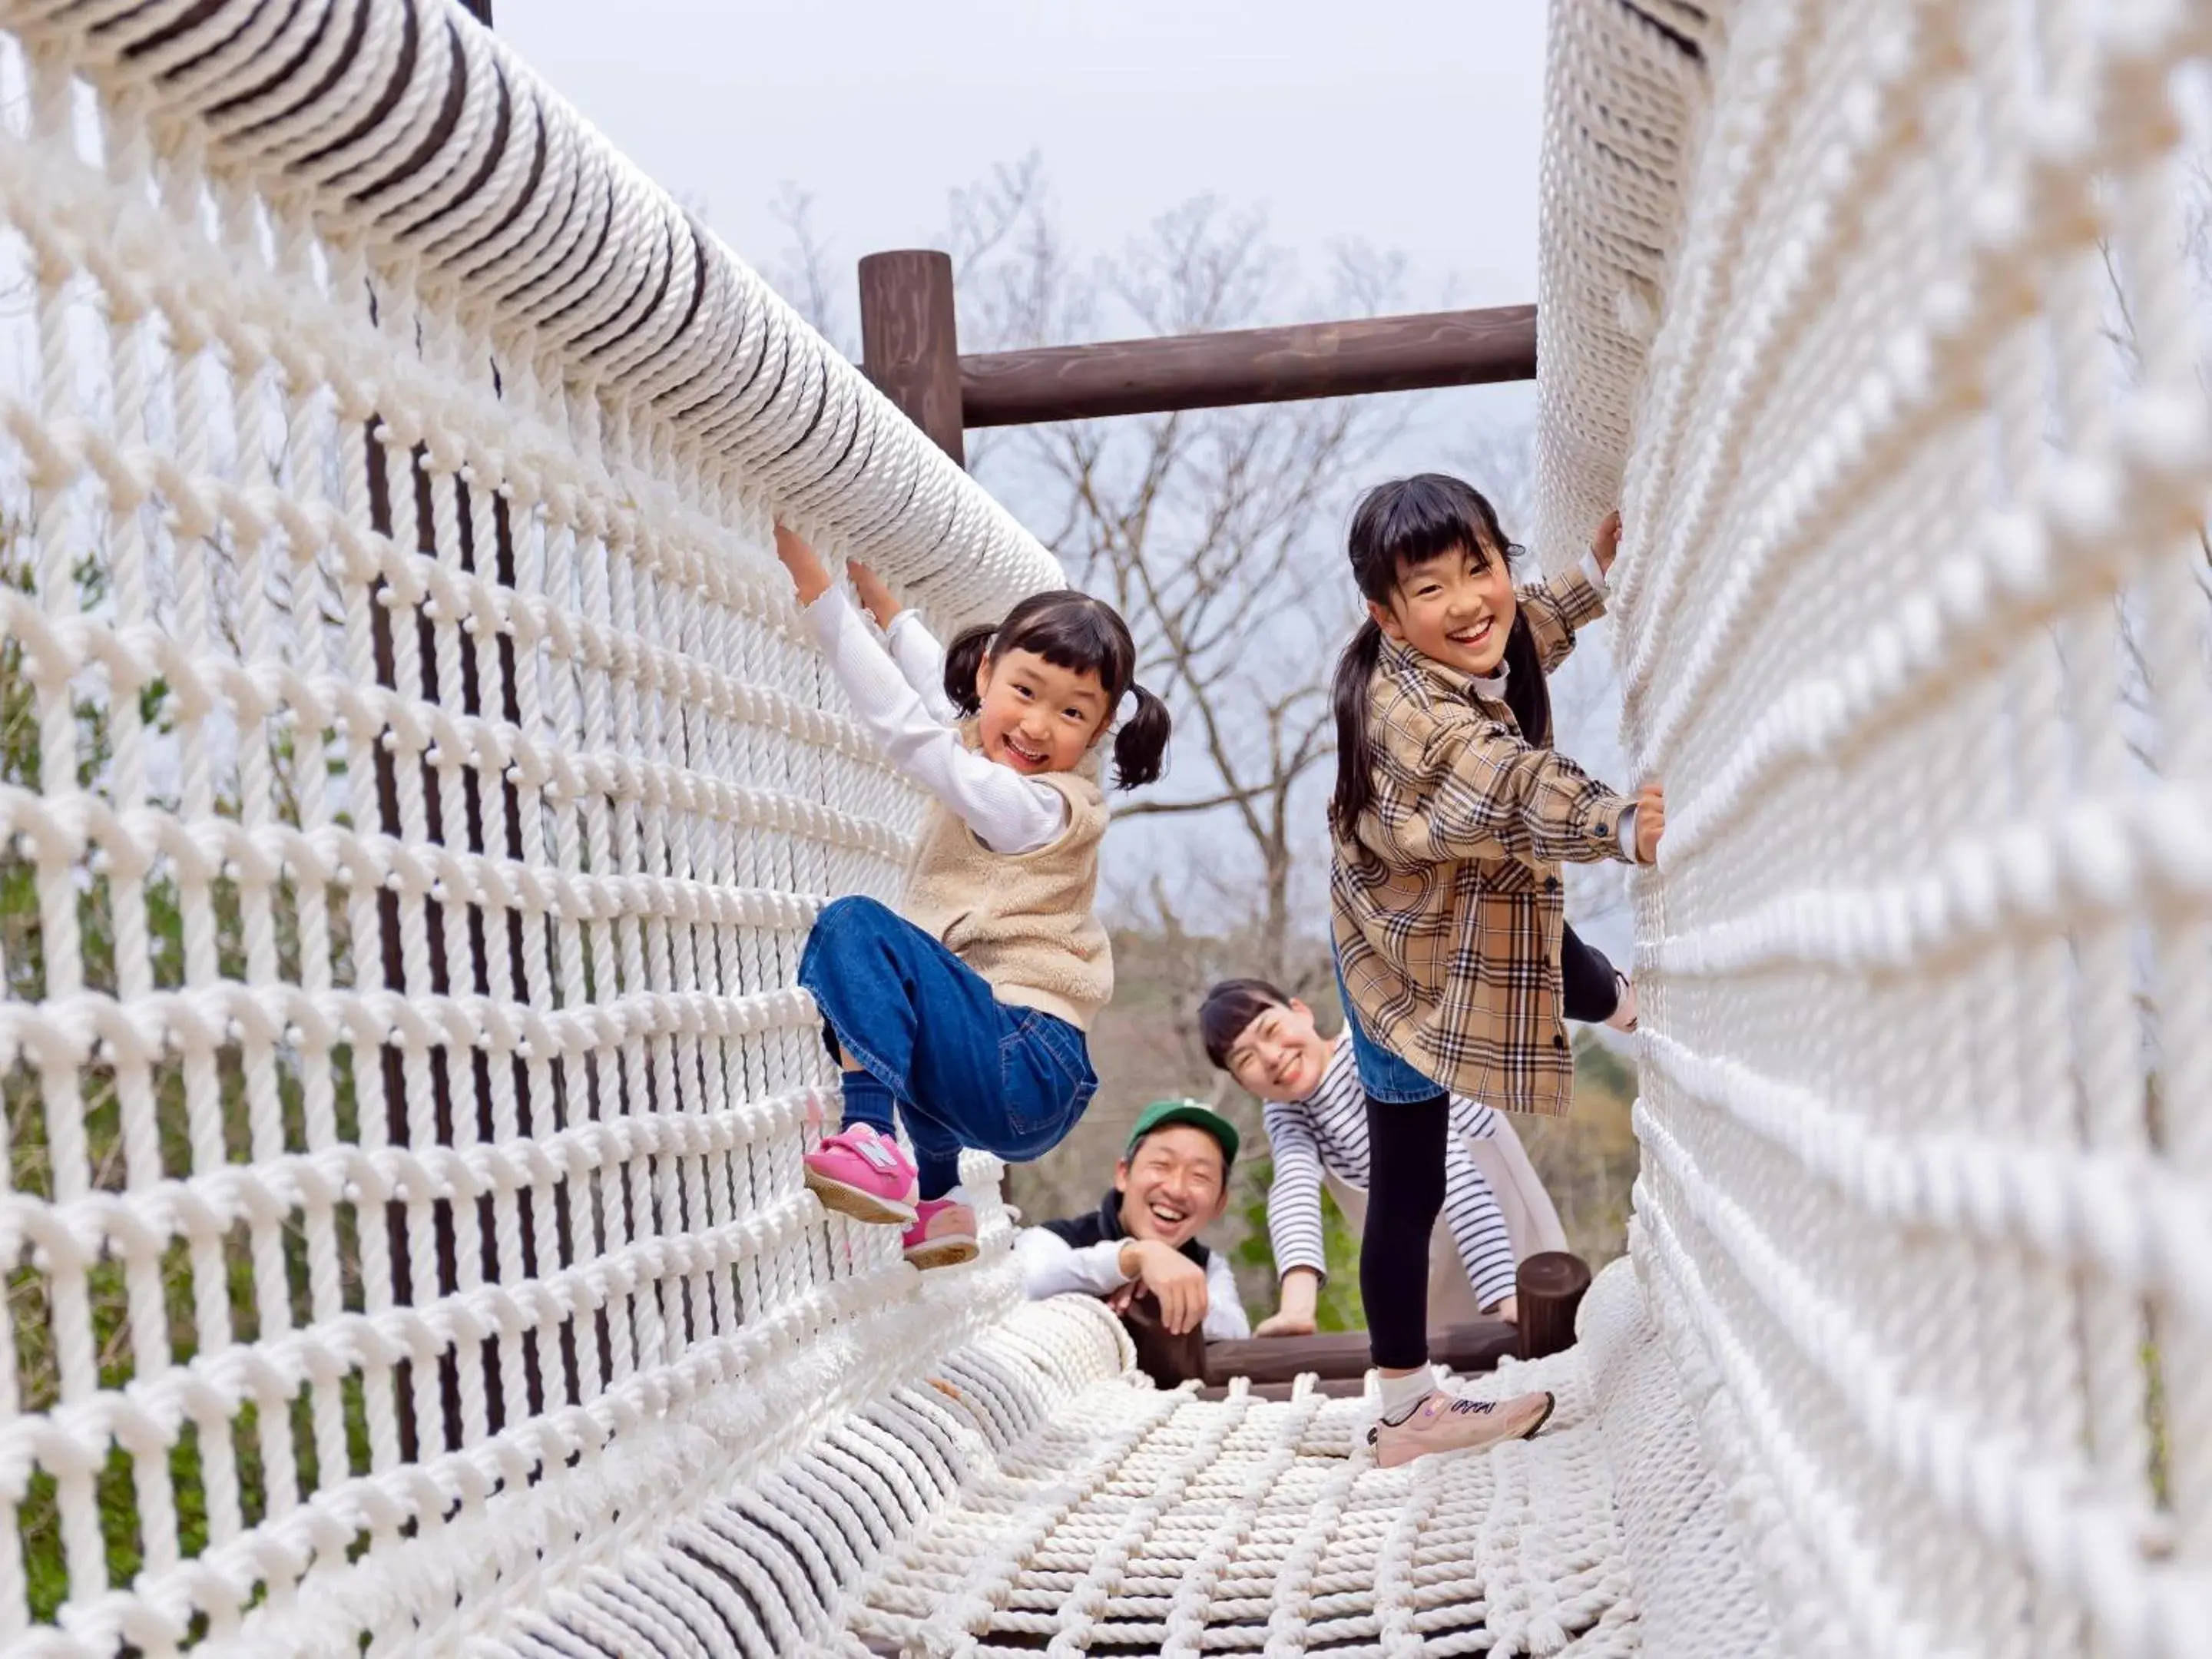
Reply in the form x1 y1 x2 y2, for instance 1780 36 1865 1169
773 522 835 605
1117 1238 1210 1336
1634 782 1667 864
848 561 904 630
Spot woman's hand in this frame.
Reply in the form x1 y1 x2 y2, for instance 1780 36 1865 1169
1634 781 1666 864
1255 1267 1320 1338
1591 510 1623 577
848 560 902 629
773 522 834 605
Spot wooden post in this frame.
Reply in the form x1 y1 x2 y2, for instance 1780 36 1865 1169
857 250 965 467
1515 1252 1594 1361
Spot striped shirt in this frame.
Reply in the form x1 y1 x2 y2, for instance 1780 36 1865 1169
1263 1036 1518 1310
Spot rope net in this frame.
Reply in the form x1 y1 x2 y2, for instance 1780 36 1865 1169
1538 0 2212 1654
0 0 1058 1651
2 0 2211 1654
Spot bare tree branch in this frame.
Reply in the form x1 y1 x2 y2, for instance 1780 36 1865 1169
767 184 854 357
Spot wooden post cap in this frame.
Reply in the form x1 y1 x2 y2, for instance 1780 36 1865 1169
857 250 965 467
1516 1251 1594 1362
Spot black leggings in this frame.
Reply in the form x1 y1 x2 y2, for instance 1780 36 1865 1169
1359 922 1621 1369
1361 1090 1450 1369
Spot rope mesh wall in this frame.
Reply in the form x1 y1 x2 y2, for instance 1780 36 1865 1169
1539 0 2212 1653
4 0 2212 1653
0 0 1059 1651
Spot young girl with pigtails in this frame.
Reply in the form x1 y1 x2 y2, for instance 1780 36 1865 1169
1326 476 1664 1465
771 525 1171 1267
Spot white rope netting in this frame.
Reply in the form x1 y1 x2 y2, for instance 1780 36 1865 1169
0 0 1060 1651
838 1297 1634 1659
1538 0 2212 1654
6 0 2212 1653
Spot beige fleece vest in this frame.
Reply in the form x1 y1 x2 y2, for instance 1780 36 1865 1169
899 756 1113 1031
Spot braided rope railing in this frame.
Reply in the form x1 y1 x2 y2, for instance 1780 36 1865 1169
5 0 2212 1655
0 0 1063 1651
1536 0 2212 1654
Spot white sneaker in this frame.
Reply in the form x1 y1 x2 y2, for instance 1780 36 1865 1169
1605 972 1638 1033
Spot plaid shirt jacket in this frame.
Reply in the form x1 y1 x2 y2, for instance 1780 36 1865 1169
1330 570 1635 1117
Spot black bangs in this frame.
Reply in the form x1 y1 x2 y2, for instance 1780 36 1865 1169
1198 978 1291 1070
1346 473 1515 605
995 591 1139 704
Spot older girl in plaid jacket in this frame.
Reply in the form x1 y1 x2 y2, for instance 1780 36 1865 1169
1326 474 1664 1467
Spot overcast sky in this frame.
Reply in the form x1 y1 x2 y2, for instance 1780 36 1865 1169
495 1 1548 327
488 2 1624 945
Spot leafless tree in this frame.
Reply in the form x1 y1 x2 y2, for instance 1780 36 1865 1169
767 166 1420 990
955 194 1418 988
2091 141 2212 772
766 184 853 357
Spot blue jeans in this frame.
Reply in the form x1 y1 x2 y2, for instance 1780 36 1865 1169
1333 956 1446 1104
798 896 1098 1199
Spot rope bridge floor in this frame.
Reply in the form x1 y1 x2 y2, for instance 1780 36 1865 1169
819 1292 1645 1659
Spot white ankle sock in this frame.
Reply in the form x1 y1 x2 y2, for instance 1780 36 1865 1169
1377 1367 1435 1423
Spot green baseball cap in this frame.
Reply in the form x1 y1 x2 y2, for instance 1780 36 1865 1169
1124 1098 1240 1171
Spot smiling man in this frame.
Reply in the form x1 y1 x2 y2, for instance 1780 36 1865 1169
1014 1100 1251 1343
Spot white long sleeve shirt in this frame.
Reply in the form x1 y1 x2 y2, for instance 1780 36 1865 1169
804 590 1068 855
882 611 960 725
1014 1225 1252 1343
1263 1037 1519 1311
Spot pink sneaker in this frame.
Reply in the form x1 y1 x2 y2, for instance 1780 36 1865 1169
1368 1389 1555 1468
903 1197 979 1270
804 1125 919 1226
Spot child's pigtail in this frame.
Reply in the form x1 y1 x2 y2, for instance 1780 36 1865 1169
942 624 995 716
1111 683 1173 790
1329 618 1389 831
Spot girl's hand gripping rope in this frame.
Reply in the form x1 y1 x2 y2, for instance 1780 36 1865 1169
848 560 903 629
1634 782 1666 864
773 521 835 604
1591 509 1623 577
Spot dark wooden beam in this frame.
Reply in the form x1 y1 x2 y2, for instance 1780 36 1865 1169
1515 1251 1594 1362
1202 1318 1518 1389
1197 1376 1371 1402
857 250 966 467
959 304 1536 427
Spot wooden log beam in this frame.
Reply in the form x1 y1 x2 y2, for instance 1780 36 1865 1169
1202 1318 1517 1389
958 304 1536 427
858 250 966 466
1196 1376 1372 1402
1515 1251 1594 1361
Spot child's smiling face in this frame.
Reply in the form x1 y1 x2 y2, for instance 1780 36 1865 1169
1372 541 1518 678
974 646 1111 774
